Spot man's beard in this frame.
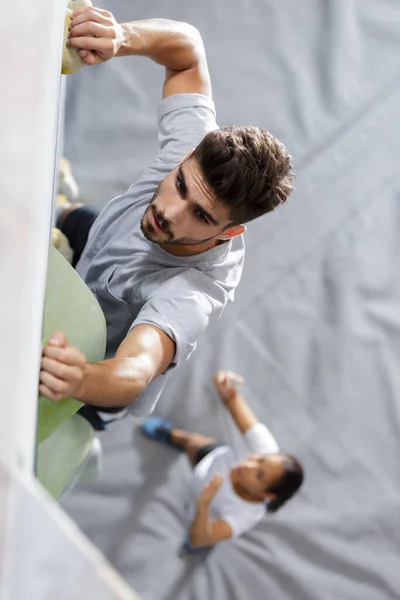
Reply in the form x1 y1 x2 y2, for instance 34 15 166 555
162 233 219 246
140 187 219 247
140 185 172 242
140 204 175 243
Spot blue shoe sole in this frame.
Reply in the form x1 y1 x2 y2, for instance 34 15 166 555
184 540 208 553
141 416 175 446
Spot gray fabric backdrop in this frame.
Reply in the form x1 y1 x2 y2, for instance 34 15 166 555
62 1 400 598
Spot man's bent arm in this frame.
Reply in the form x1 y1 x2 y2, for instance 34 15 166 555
74 324 175 407
68 10 211 98
116 19 211 98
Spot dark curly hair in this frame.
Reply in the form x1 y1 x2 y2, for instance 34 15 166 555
193 125 294 225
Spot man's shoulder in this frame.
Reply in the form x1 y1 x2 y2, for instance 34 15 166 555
194 236 245 290
153 94 218 170
157 93 216 122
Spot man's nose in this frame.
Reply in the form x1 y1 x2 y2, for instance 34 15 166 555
163 198 186 223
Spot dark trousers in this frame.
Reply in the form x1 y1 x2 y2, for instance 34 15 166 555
59 205 101 267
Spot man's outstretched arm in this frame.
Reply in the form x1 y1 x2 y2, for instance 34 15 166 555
68 8 211 98
39 324 175 407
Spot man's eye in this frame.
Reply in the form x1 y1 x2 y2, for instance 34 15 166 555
176 175 183 191
196 210 208 223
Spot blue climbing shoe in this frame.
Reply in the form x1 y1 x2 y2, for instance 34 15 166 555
141 416 176 446
183 539 208 554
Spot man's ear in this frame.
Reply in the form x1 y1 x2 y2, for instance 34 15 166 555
218 224 247 240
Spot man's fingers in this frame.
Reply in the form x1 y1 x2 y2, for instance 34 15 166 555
42 344 86 367
67 35 114 53
40 365 82 393
69 21 114 40
39 383 64 403
42 345 64 360
78 50 98 65
39 336 85 402
39 370 70 395
70 7 112 27
47 330 67 347
41 356 71 380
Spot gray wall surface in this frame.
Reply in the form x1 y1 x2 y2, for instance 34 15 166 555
62 1 400 599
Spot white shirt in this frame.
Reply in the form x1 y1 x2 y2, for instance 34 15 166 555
187 423 280 537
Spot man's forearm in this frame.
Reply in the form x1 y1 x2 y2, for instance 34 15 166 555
189 504 213 547
226 392 259 435
75 357 150 407
116 19 203 72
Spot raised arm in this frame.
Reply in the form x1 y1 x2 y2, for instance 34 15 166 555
39 324 175 406
214 371 280 454
213 371 260 434
67 8 211 98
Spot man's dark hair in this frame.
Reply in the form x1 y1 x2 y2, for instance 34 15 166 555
193 125 294 225
266 454 304 513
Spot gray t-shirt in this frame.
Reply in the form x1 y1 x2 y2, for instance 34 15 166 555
77 93 245 416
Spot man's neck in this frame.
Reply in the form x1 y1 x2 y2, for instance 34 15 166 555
159 238 226 257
